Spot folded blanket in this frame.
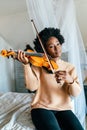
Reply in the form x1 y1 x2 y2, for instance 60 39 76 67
0 92 35 130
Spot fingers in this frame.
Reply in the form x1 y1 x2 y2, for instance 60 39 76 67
17 50 23 61
55 71 66 75
55 71 66 78
17 50 29 64
55 71 67 83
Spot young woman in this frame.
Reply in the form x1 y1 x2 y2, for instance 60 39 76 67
17 28 83 130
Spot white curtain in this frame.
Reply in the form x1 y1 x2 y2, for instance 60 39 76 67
0 36 15 92
26 0 87 129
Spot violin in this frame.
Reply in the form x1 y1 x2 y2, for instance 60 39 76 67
0 49 58 72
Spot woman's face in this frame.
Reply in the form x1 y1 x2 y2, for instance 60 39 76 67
45 36 62 58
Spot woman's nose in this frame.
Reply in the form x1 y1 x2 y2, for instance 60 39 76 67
54 46 59 51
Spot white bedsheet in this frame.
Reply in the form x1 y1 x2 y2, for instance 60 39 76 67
0 92 36 130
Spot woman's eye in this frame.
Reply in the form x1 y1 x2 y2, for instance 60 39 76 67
57 43 60 46
49 45 54 48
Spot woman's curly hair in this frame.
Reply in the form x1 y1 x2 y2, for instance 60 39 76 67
33 27 65 53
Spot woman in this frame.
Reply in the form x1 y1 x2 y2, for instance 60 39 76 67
17 28 83 130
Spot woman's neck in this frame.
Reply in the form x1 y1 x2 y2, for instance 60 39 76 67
52 57 61 62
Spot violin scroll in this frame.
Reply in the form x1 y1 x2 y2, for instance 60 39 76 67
0 49 16 58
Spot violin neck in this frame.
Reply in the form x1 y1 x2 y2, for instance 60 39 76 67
25 51 43 57
14 50 43 57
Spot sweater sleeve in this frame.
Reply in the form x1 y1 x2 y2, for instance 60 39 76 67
23 64 40 91
68 66 81 97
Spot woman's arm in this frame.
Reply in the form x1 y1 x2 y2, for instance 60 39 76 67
16 50 40 91
23 64 40 91
67 67 81 97
55 66 81 97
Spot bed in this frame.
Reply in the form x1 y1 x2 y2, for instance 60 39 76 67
0 92 86 130
0 92 36 130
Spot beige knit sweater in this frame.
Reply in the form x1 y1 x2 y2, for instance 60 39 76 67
23 59 81 111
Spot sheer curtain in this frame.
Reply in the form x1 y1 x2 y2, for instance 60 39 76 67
26 0 87 129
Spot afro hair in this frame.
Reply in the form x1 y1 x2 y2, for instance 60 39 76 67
33 27 64 53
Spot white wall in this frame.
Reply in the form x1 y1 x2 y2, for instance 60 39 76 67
0 36 15 92
0 12 35 50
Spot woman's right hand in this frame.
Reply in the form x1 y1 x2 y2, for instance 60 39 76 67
16 50 29 65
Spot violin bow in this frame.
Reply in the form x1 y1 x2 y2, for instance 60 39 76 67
31 19 55 74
